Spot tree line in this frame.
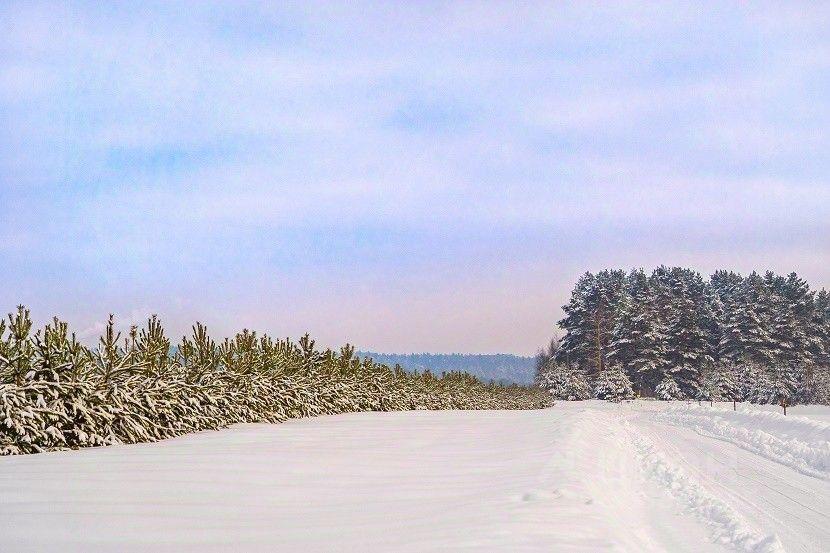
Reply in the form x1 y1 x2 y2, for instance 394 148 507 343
358 352 535 385
537 267 830 404
0 306 551 455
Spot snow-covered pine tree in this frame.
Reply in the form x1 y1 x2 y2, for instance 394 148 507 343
696 367 715 403
607 291 635 373
807 290 830 392
736 362 754 402
556 272 595 371
702 279 727 366
721 272 774 367
1 306 35 386
810 367 830 405
538 360 591 400
705 362 740 402
656 268 712 398
806 289 830 402
533 336 560 386
708 271 744 360
593 364 634 401
765 273 806 368
739 362 776 404
655 373 685 400
557 270 626 377
761 272 818 406
608 269 667 396
769 364 801 412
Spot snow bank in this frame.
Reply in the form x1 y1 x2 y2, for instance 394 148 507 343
3 403 823 552
630 425 785 553
656 404 830 480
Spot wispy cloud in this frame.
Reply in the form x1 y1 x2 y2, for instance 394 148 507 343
1 1 828 353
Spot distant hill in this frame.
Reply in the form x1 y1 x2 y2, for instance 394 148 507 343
357 352 535 385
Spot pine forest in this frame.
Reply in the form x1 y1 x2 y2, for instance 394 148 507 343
538 267 830 405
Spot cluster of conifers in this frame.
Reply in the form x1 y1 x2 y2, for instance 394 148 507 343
552 267 830 401
0 306 551 455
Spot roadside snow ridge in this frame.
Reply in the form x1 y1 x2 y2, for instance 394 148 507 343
656 404 830 480
629 423 785 553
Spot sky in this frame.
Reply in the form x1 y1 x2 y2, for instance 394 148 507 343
1 1 829 354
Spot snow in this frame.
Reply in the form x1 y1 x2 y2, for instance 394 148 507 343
656 403 830 480
1 402 828 552
630 426 784 552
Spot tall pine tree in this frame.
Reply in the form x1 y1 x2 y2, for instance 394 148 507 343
608 269 667 395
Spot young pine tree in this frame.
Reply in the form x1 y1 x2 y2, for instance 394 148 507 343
655 373 685 400
593 364 635 401
538 360 590 401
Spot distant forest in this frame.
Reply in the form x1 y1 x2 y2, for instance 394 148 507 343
541 267 830 403
358 352 535 385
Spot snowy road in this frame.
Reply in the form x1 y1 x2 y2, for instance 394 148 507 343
0 402 828 552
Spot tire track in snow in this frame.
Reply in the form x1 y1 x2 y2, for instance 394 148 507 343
639 415 830 552
626 421 785 553
674 436 827 525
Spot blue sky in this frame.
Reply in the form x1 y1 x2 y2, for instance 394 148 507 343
1 1 828 354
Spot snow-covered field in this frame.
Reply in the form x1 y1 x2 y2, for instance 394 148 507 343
1 401 827 552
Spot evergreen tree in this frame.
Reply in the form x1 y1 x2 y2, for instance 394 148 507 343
806 290 830 400
721 272 773 366
545 267 830 406
810 367 830 405
659 268 711 397
556 272 596 370
557 270 626 376
740 362 775 404
697 368 715 402
538 361 591 400
708 271 746 383
769 364 801 408
765 272 807 368
593 365 635 401
534 336 560 386
608 269 667 395
655 374 685 400
705 363 740 402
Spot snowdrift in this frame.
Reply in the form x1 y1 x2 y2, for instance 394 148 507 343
656 404 830 479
